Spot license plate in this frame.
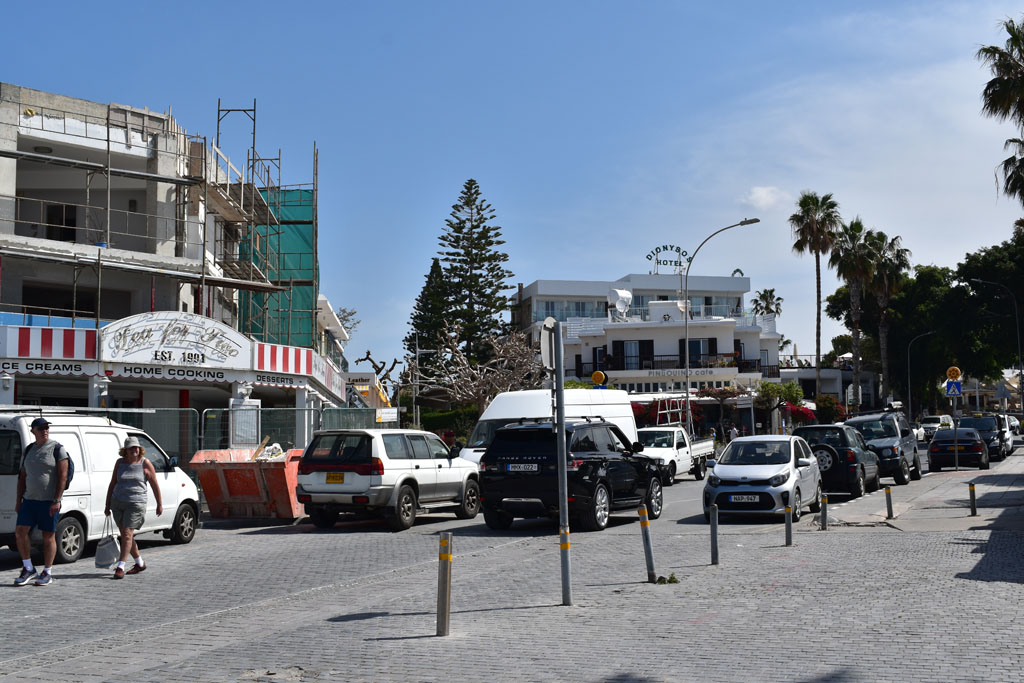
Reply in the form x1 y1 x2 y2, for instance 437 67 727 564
730 494 759 503
326 472 345 483
507 463 538 472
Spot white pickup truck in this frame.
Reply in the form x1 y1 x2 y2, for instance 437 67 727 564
637 427 716 484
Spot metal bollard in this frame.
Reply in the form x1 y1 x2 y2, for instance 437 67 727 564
638 505 656 583
820 494 828 531
885 487 894 519
969 483 977 516
436 532 453 636
710 504 719 565
785 506 792 546
559 525 573 606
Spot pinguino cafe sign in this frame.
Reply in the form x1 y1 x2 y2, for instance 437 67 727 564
646 244 692 273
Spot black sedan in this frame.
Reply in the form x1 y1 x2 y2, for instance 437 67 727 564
928 428 989 470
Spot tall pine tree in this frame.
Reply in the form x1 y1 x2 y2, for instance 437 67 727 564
438 179 514 363
404 257 449 374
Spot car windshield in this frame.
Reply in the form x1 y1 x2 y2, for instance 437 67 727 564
717 441 792 465
303 433 372 463
467 419 520 449
850 419 898 440
638 431 674 448
958 417 997 431
794 428 843 447
921 417 943 425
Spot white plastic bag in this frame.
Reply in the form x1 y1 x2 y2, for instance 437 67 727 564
95 515 120 569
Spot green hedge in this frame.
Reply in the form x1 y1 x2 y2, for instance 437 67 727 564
420 406 480 438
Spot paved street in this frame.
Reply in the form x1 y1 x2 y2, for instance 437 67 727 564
1 441 1023 682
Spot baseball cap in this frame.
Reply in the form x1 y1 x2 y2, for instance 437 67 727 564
30 417 50 430
123 436 141 449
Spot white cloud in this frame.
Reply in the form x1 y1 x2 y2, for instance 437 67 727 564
743 186 792 211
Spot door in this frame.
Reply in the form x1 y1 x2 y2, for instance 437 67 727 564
796 441 817 505
81 429 123 536
597 426 639 502
406 435 438 501
0 429 26 535
428 434 463 500
132 432 179 526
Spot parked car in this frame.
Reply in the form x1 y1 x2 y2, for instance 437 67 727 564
0 413 199 563
957 414 1013 460
702 435 821 522
295 429 480 531
845 411 922 484
928 428 989 470
793 424 880 497
911 422 926 442
1009 415 1020 435
921 415 954 441
478 420 664 532
637 426 715 483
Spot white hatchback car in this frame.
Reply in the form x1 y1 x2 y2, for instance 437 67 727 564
703 435 821 522
295 429 480 531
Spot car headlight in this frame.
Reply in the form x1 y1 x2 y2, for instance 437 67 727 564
708 474 721 487
769 471 790 487
882 447 895 456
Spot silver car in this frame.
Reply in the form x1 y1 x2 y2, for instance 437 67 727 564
703 435 822 522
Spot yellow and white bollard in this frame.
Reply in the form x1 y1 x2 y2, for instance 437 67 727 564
436 532 453 636
638 504 656 583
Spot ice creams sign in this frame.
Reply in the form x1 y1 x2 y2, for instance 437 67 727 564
99 311 252 370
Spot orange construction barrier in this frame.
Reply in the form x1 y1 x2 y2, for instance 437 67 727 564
189 448 304 519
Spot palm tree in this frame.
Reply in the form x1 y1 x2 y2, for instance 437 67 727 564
789 191 841 396
868 230 912 402
828 218 876 410
751 288 784 317
978 17 1024 206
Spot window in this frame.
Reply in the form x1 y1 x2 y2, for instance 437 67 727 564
623 341 640 370
303 433 372 463
0 430 23 475
407 435 432 459
382 434 412 460
132 433 169 470
570 429 597 452
425 436 450 459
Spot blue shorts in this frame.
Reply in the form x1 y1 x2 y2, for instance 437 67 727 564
16 499 59 533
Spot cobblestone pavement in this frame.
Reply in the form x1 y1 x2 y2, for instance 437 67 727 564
1 453 1023 681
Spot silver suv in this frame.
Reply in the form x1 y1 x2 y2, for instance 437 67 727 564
845 411 922 484
295 429 480 531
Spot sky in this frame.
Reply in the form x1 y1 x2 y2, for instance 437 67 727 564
6 1 1024 375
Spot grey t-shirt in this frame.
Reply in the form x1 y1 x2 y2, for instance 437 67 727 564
22 440 68 501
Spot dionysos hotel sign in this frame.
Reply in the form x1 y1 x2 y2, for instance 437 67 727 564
99 311 252 371
646 244 692 271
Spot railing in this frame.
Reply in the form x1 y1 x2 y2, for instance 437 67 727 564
576 354 771 376
534 303 749 324
0 304 114 329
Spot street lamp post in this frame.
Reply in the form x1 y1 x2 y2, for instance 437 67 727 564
906 330 935 421
970 278 1023 413
678 218 760 436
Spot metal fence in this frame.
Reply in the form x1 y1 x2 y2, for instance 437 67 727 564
322 407 394 430
200 408 321 452
81 408 200 467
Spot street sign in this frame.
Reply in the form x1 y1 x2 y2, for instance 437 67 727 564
946 366 961 381
945 380 962 397
540 317 557 371
995 383 1013 400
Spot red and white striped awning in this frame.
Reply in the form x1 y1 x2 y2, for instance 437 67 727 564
254 342 315 375
1 327 97 359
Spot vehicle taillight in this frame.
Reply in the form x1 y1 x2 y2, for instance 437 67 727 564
929 443 939 453
844 449 856 462
970 442 984 452
566 459 584 471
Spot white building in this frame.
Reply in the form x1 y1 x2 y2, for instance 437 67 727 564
513 273 782 395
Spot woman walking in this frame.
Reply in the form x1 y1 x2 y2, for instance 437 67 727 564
104 436 162 579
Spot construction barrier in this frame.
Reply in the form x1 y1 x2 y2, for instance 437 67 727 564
189 448 304 519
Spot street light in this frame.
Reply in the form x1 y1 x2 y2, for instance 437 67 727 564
970 278 1023 412
678 218 760 435
906 330 935 421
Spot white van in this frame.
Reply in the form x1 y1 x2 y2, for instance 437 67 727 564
0 413 200 563
461 389 639 463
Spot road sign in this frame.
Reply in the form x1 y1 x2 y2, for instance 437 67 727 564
945 380 962 397
540 317 557 371
995 382 1013 400
946 366 961 381
591 370 607 386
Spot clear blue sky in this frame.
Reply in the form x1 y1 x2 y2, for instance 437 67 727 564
6 1 1023 373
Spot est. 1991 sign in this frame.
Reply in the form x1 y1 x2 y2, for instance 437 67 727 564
99 311 253 371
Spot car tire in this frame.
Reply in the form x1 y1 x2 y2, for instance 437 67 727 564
812 445 838 473
694 459 707 481
309 507 339 530
483 508 514 530
455 480 480 519
170 503 198 543
646 478 664 520
809 482 822 513
910 453 923 480
895 458 911 485
581 483 610 531
850 469 865 498
55 515 84 564
791 490 803 522
387 485 417 531
663 462 676 487
980 453 991 470
866 468 881 492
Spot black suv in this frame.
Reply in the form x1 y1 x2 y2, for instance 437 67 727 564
479 420 664 531
957 414 1013 460
793 424 880 497
844 411 922 484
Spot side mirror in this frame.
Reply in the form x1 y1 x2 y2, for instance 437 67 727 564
631 441 644 453
797 458 812 468
169 456 178 469
449 446 462 459
706 459 716 468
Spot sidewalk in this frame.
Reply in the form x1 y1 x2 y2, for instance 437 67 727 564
832 450 1024 532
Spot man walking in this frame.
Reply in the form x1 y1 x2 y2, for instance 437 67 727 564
13 417 68 586
729 424 739 443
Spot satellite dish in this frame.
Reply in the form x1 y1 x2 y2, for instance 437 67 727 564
607 289 632 319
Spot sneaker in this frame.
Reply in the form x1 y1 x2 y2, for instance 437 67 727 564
113 567 124 580
33 572 53 586
14 568 37 586
126 564 146 575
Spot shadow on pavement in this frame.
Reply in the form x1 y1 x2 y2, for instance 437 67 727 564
952 533 1024 584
